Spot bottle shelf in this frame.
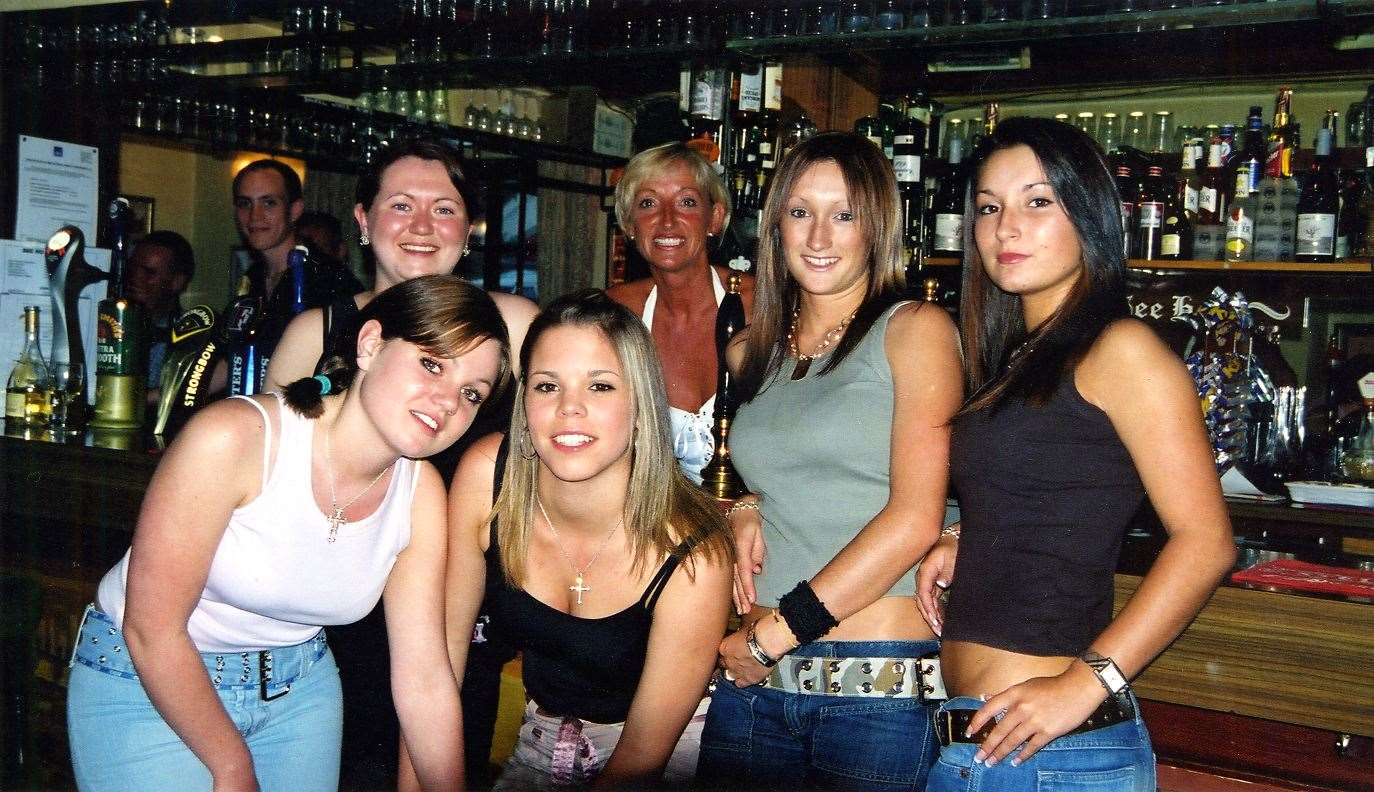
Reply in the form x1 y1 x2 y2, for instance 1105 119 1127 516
923 257 1373 273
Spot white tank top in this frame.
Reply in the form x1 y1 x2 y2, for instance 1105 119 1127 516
642 267 725 485
96 393 419 653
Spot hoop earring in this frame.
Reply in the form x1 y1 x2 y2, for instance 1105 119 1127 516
518 425 537 460
359 231 370 246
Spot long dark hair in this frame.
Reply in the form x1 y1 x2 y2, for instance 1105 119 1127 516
283 274 511 417
737 132 905 402
959 116 1127 413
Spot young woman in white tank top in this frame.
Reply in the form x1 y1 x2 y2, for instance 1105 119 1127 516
66 276 510 792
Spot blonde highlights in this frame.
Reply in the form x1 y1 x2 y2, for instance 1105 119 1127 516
614 142 732 235
493 290 731 586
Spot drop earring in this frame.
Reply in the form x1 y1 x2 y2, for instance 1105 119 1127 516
359 230 370 246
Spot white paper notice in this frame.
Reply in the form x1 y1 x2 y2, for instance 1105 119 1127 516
0 241 109 402
14 135 100 248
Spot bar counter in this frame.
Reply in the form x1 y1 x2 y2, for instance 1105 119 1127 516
3 429 1373 789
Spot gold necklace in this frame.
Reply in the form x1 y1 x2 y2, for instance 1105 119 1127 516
322 425 393 543
786 306 858 381
536 498 622 607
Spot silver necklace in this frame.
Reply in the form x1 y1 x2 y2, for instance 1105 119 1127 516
322 424 393 543
536 498 622 606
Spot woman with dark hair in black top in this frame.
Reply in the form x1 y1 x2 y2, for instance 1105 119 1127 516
913 117 1234 789
445 292 733 789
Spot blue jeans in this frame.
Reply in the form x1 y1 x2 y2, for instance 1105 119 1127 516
67 606 343 792
696 639 941 792
926 695 1156 792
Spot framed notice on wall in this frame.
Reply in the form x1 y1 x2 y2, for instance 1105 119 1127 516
13 135 99 247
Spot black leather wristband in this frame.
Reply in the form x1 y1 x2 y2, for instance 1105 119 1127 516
777 581 839 646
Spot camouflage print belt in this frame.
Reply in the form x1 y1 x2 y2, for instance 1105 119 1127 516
762 653 946 700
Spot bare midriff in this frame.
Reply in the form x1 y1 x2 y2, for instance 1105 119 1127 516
742 596 936 643
940 640 1077 698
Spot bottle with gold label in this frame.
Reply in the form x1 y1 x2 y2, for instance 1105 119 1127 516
92 198 148 429
6 306 53 426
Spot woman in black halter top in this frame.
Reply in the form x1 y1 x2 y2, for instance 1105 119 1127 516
444 292 733 789
914 118 1234 790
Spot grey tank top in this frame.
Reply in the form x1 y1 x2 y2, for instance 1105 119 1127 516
731 301 916 606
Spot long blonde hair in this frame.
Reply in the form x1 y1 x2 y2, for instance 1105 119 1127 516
493 290 731 586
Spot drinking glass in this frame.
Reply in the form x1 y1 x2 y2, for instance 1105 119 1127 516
1098 112 1121 152
49 362 86 435
1149 109 1174 153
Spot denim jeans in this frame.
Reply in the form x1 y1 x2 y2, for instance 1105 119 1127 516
926 695 1155 792
67 606 342 792
696 639 941 792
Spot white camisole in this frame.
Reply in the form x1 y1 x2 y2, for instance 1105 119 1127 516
641 267 725 485
96 393 419 653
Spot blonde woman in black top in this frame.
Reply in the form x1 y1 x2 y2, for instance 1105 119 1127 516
914 117 1234 789
444 292 733 789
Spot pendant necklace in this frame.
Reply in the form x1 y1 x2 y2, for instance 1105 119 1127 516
786 306 858 381
322 424 394 543
537 498 622 607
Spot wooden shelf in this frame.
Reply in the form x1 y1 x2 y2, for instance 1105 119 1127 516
923 257 1374 273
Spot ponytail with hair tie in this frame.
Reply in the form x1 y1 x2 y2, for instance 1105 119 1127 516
283 370 348 418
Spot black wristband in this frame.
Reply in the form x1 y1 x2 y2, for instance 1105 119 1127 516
777 581 839 646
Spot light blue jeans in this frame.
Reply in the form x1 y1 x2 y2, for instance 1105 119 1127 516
926 695 1156 792
67 606 343 792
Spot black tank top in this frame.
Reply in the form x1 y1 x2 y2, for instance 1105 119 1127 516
944 374 1145 657
483 463 690 723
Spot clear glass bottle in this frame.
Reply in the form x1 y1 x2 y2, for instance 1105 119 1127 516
6 306 53 426
1339 397 1374 482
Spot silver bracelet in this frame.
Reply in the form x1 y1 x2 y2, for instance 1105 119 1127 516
744 623 777 668
940 524 961 539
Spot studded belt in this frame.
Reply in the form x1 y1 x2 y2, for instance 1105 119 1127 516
762 653 946 700
70 604 327 702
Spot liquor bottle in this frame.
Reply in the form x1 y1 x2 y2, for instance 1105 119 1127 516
1198 139 1226 225
930 135 965 258
1114 163 1136 258
92 198 148 429
854 114 884 154
1180 139 1201 220
1161 167 1193 260
5 306 53 426
759 63 783 174
781 114 818 162
688 64 728 170
1135 165 1167 260
1295 120 1339 263
1338 375 1374 482
728 62 764 173
1225 164 1257 262
1265 87 1294 180
893 97 927 252
1335 169 1364 260
1228 106 1266 206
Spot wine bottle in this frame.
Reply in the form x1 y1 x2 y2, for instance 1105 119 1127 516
1161 167 1193 260
893 96 927 252
1135 165 1167 260
931 135 966 257
5 306 53 426
1295 120 1339 263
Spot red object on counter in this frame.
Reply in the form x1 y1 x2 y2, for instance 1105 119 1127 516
1231 558 1374 597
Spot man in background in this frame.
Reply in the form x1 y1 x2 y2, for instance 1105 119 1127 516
126 230 194 388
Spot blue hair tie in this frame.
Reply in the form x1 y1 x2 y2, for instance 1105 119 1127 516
313 374 333 395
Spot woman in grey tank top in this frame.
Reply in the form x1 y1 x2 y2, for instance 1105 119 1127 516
697 133 963 791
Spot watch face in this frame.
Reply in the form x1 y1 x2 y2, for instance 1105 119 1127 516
1098 663 1129 694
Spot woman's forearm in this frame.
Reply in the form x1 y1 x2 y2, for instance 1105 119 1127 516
1089 528 1235 679
808 507 940 623
123 625 255 781
395 672 463 791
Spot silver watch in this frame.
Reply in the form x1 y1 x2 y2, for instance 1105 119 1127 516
1079 651 1129 696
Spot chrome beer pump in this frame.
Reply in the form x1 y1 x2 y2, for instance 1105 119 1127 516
45 225 108 373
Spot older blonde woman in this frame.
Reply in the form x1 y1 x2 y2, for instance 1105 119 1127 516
606 143 755 484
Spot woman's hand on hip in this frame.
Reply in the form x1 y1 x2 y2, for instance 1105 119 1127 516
717 628 770 688
914 530 958 635
967 661 1109 767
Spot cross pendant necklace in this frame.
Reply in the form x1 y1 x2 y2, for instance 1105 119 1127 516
327 507 346 544
570 574 591 606
537 498 621 609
